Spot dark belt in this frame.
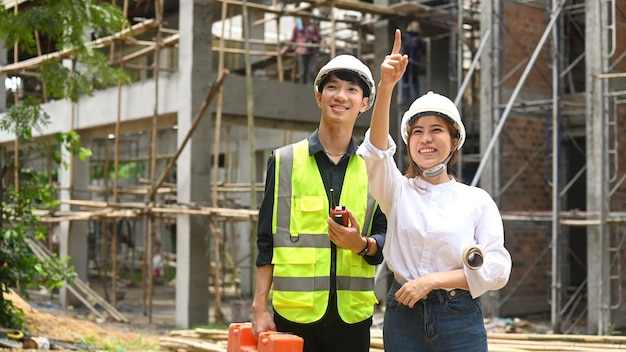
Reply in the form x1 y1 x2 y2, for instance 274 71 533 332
393 275 468 302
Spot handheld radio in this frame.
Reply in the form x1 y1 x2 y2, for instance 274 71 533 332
329 188 349 226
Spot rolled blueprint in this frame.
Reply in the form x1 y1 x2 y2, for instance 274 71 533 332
463 245 485 270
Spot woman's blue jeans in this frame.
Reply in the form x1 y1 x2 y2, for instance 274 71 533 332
383 278 488 352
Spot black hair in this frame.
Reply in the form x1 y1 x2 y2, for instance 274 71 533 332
318 70 370 98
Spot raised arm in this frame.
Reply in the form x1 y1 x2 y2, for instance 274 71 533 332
370 29 408 150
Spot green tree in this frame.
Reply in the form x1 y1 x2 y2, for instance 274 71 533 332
0 0 129 329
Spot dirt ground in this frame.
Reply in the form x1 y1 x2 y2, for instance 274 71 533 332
4 281 188 350
6 279 595 351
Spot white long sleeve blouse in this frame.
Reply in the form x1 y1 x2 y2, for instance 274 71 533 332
357 130 512 298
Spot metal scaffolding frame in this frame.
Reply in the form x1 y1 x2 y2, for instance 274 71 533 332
470 0 626 335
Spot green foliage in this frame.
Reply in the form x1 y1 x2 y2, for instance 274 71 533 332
0 126 81 329
0 97 50 140
0 0 128 55
40 50 131 102
34 255 77 291
0 0 131 103
0 299 26 331
0 0 131 330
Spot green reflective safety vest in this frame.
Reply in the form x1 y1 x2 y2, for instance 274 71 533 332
271 139 378 324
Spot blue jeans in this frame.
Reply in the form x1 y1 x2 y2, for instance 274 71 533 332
383 279 487 352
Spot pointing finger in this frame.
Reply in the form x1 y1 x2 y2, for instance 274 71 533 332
391 29 402 54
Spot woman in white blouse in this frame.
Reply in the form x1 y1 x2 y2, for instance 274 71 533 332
357 29 512 352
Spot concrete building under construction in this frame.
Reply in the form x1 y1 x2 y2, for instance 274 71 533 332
1 0 625 336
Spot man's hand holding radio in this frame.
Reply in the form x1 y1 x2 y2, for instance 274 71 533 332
327 210 367 254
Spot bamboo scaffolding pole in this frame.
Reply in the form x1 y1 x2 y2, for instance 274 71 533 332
210 0 231 324
210 219 224 324
87 185 177 195
111 0 129 308
58 199 259 219
145 0 164 324
253 3 312 26
274 1 284 82
0 19 157 75
329 0 337 58
33 30 48 102
240 0 260 296
215 0 400 17
120 33 178 63
12 0 19 197
211 182 266 191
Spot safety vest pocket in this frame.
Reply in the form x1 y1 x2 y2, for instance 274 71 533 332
298 195 325 212
347 290 378 308
292 195 327 233
273 291 315 308
272 247 317 278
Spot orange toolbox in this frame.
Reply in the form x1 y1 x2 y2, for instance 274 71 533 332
227 323 257 352
257 331 304 352
227 323 303 352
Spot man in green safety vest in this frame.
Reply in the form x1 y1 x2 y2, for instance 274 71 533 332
251 54 387 352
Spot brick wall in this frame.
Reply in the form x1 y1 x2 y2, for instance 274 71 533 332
500 115 552 212
502 3 552 91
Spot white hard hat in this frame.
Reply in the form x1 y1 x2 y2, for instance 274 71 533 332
400 91 466 148
314 55 376 111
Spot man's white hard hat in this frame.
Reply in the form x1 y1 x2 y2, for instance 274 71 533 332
313 55 376 111
400 91 466 148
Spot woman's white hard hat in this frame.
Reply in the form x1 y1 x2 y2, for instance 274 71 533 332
313 55 376 111
400 91 466 148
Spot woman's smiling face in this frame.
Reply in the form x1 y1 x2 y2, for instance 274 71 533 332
408 115 457 170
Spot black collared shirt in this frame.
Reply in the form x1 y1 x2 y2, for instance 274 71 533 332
256 129 387 267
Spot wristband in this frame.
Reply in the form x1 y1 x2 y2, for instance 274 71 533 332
357 237 371 256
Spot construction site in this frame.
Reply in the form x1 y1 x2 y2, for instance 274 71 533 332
1 0 626 344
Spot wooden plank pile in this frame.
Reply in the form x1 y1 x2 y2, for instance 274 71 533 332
160 328 229 352
487 333 626 351
159 326 626 352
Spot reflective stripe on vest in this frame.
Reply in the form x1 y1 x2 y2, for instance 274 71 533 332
271 139 378 324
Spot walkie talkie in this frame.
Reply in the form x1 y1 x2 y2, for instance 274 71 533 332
330 188 349 226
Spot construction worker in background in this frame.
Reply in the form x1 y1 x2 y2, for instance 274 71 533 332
358 29 511 352
281 16 323 84
251 55 387 352
401 20 427 104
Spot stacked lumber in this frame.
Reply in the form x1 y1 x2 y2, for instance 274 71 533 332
160 327 626 352
488 332 626 351
160 328 229 352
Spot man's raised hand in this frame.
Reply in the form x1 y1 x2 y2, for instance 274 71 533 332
380 29 408 88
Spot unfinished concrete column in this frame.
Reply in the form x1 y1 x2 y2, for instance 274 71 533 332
58 141 91 306
585 0 611 334
176 0 214 328
478 0 502 320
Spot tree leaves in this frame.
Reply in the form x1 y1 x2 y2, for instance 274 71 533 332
0 0 130 330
